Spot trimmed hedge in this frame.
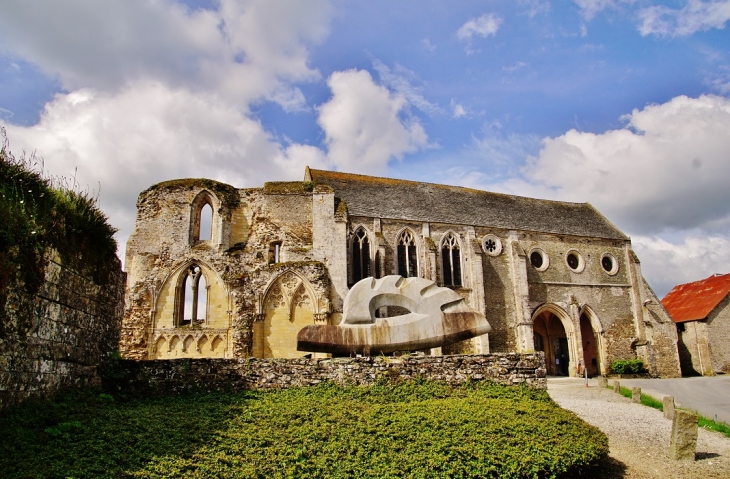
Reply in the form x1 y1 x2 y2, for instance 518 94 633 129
0 380 608 479
610 359 645 374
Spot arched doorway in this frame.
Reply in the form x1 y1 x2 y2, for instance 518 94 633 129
533 307 572 376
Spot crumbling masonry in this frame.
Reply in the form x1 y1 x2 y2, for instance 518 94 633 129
120 168 682 377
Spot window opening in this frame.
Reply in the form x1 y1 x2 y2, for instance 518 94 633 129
601 256 613 272
441 234 462 287
530 251 543 269
374 251 382 279
269 242 282 264
397 230 418 278
352 228 371 283
179 265 206 326
199 203 213 241
567 253 579 270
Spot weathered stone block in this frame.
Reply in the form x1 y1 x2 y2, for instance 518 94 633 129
613 380 621 394
668 410 697 461
598 376 607 388
632 386 641 403
663 396 675 420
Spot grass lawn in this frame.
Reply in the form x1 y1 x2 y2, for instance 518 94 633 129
0 380 608 479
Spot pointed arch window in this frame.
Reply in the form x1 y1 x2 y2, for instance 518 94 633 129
199 203 213 241
176 265 207 326
191 191 215 244
352 228 371 283
441 233 462 287
397 230 418 278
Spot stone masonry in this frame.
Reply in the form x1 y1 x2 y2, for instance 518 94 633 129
120 168 682 378
0 251 125 410
114 353 547 397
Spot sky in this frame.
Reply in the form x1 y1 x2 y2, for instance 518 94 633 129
1 0 730 297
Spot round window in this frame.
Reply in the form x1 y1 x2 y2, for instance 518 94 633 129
565 249 585 273
482 234 502 256
529 248 549 271
601 253 619 275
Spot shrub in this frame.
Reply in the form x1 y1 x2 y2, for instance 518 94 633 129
0 381 609 478
611 359 645 374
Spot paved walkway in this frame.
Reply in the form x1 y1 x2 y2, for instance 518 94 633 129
617 376 730 425
548 377 730 478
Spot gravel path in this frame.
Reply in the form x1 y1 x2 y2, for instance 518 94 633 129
547 378 730 478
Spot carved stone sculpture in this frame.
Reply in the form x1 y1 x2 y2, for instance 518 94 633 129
297 275 491 355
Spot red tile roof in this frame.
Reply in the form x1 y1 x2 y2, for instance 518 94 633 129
662 273 730 323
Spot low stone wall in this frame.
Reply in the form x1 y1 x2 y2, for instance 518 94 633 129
0 253 125 410
115 352 546 396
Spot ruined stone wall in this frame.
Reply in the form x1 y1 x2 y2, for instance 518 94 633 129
121 180 331 361
707 295 730 374
642 283 682 377
0 252 125 410
113 353 546 397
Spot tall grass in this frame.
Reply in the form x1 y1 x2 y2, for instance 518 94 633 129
0 127 117 295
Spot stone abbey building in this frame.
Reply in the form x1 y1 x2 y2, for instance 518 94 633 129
120 168 682 377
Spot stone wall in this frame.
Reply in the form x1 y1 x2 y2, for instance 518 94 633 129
114 353 546 396
0 252 125 410
708 295 730 374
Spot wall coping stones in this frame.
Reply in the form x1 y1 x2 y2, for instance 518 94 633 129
114 353 546 397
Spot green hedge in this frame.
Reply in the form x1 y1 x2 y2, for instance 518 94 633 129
611 359 645 374
0 380 608 479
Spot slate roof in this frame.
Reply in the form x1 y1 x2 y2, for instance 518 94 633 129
306 168 629 240
662 273 730 323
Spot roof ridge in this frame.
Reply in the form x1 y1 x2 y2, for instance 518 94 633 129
308 168 591 208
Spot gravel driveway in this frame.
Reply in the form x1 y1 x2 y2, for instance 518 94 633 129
547 377 730 478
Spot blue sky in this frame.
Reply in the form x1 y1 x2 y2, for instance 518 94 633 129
1 0 730 296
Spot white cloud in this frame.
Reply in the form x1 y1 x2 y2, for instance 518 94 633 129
519 0 551 18
639 0 730 37
495 95 730 236
502 61 529 73
573 0 635 21
421 38 437 52
1 82 330 259
633 235 730 297
0 0 333 108
451 100 467 118
708 65 730 94
317 69 429 174
456 14 502 41
373 60 442 117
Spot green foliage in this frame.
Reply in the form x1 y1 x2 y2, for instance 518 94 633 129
610 359 645 374
640 394 664 411
0 381 608 478
698 415 730 438
0 128 117 300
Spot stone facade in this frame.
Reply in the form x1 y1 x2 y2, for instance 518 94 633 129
121 168 681 378
663 273 730 375
0 251 125 410
112 353 547 396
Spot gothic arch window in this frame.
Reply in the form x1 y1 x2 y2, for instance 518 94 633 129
199 203 213 241
397 229 418 278
175 264 208 327
441 233 462 287
352 227 371 283
190 191 216 244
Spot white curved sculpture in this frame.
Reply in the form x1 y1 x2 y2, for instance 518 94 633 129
297 275 491 354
